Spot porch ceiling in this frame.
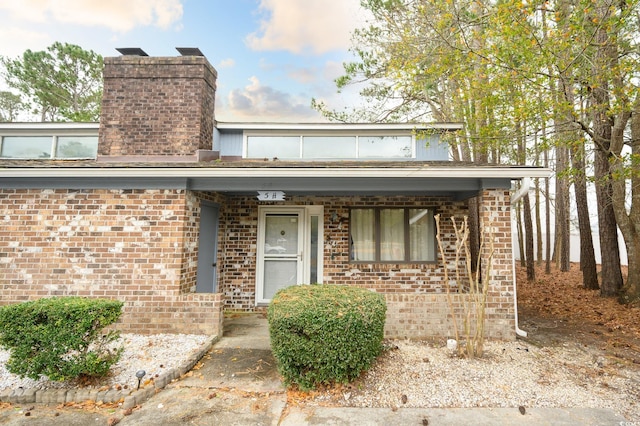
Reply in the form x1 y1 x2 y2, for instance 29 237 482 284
186 176 508 199
0 165 551 199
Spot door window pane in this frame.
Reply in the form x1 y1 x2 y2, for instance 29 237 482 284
264 214 298 254
1 136 52 158
359 136 412 158
264 260 297 299
350 209 375 261
380 209 405 261
303 136 356 158
410 209 435 261
56 136 98 158
247 136 299 159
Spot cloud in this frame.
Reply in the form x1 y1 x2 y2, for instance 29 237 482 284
0 0 183 32
287 60 344 88
217 58 236 69
245 0 368 54
222 76 321 121
287 67 317 84
0 27 51 58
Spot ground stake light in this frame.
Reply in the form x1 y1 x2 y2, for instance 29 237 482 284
136 370 146 390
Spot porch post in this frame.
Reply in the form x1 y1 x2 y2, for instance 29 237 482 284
478 189 516 339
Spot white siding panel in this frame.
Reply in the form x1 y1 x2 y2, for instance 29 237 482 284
416 135 449 161
219 131 243 156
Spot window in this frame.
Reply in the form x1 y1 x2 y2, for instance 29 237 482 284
350 207 436 263
303 136 356 158
246 136 299 159
55 136 98 158
245 134 414 159
1 136 52 158
0 135 98 159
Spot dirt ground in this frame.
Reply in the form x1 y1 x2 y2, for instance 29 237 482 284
517 262 640 367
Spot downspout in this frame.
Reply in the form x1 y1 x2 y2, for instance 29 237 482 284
510 177 530 338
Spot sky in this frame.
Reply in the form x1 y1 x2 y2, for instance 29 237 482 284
0 0 370 122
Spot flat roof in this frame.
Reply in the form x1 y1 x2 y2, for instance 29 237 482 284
215 122 464 131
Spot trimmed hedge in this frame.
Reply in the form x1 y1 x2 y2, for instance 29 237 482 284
267 284 386 390
0 297 123 381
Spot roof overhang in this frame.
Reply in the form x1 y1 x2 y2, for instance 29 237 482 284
0 166 551 199
215 122 464 132
0 122 99 135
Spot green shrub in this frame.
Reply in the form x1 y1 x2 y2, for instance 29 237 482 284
267 284 386 391
0 297 124 381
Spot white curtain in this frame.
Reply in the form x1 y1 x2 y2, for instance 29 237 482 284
381 209 405 261
410 209 434 261
351 209 375 261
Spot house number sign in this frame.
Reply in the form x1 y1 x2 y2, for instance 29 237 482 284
256 190 286 201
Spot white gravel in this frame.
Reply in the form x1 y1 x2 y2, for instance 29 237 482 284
310 340 640 421
1 334 638 421
0 334 210 392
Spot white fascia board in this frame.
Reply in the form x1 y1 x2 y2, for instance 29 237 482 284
0 122 99 137
0 166 552 179
0 122 99 131
215 122 464 131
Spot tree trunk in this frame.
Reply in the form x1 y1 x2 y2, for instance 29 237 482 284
554 144 571 272
588 0 625 297
571 164 598 289
543 127 551 274
620 239 640 303
568 137 598 289
523 192 535 281
594 149 624 296
535 178 543 265
612 99 640 302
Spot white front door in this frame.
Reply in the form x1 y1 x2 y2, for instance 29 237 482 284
256 206 323 304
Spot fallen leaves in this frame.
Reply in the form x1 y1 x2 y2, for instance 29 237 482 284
518 263 640 364
518 263 639 338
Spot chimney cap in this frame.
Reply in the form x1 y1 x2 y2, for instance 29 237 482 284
116 47 149 56
176 47 204 57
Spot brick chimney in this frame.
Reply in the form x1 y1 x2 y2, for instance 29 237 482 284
98 49 217 162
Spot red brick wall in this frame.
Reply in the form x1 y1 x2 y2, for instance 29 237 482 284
99 56 217 158
0 188 515 339
215 192 515 339
216 195 468 305
217 195 260 311
0 188 223 336
384 190 516 340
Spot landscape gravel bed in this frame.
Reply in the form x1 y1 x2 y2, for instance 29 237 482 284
0 334 210 392
308 339 640 421
1 334 638 421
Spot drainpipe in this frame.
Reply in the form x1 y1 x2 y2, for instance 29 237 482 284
510 177 530 338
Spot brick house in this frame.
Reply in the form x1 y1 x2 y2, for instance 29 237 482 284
0 50 548 339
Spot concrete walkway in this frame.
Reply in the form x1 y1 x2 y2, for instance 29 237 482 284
0 314 630 425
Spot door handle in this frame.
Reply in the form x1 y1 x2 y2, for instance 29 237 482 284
212 263 217 267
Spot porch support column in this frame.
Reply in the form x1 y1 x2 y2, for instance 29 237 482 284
478 189 516 339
